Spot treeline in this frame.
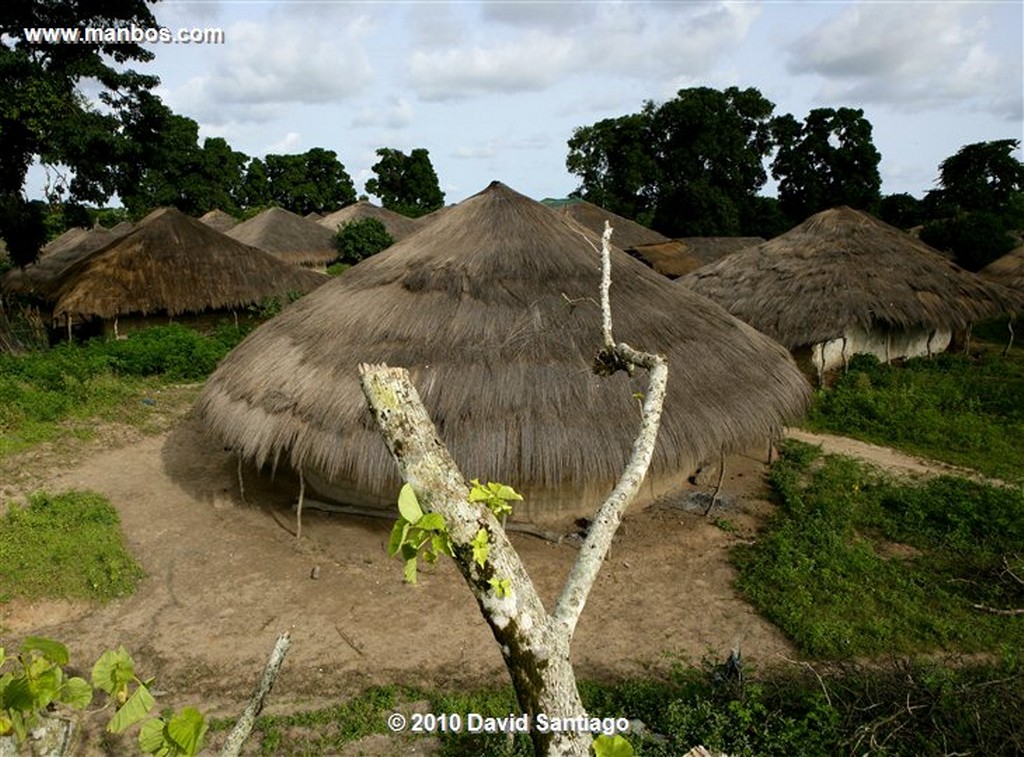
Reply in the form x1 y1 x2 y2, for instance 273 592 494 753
566 87 1023 269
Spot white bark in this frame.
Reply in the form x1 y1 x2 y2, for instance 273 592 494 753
220 632 292 757
357 222 668 756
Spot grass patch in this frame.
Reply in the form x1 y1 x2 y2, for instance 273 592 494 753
0 489 144 602
0 322 249 457
201 656 1024 756
734 442 1024 658
806 347 1024 483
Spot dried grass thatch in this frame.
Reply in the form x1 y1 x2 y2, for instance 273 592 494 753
628 237 765 279
1 224 131 298
554 200 669 251
980 244 1024 291
227 207 337 268
200 209 239 232
680 207 1023 349
318 200 425 242
50 207 326 320
197 182 810 520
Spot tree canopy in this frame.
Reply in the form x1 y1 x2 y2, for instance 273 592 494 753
333 217 394 266
262 148 356 216
0 0 158 265
365 148 445 218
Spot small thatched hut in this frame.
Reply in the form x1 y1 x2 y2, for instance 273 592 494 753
197 182 810 525
980 244 1024 291
199 209 240 232
553 200 669 251
1 224 132 298
49 207 326 337
227 207 337 270
680 207 1022 379
318 200 425 243
627 237 765 279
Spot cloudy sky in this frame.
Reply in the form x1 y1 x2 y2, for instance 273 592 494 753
53 1 1024 206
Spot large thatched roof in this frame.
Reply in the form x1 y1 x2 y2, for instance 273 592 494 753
50 207 326 320
197 182 809 518
318 201 425 243
980 244 1024 291
1 224 131 298
226 207 337 267
554 200 669 251
628 237 765 279
680 207 1023 349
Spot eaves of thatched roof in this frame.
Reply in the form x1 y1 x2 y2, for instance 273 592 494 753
555 200 669 251
318 200 425 243
1 224 131 298
628 237 765 279
49 207 326 320
980 244 1024 291
680 207 1023 349
197 182 810 516
227 206 337 267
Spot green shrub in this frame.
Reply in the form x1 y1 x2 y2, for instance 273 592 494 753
333 218 393 266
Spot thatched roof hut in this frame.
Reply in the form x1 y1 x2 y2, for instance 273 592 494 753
980 244 1024 291
226 207 337 269
628 237 765 279
49 207 326 325
318 200 424 243
553 200 669 251
680 207 1022 377
1 224 131 298
199 209 239 232
197 182 810 524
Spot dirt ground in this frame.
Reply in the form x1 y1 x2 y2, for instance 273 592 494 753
0 398 963 753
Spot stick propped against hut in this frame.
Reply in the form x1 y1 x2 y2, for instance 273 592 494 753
197 182 811 526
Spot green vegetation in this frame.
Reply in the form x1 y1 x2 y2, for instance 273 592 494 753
806 347 1024 483
0 490 143 602
333 217 393 266
734 442 1024 658
0 322 248 455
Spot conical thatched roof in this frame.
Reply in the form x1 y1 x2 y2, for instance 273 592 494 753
680 207 1023 349
50 207 326 320
200 209 239 232
980 244 1024 291
628 237 764 279
555 200 669 251
1 224 131 297
197 182 810 521
318 201 425 242
226 207 337 268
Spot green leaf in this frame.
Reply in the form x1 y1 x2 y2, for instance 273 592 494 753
0 712 13 737
471 529 490 568
58 677 93 709
138 717 168 755
468 479 489 502
21 637 68 666
416 512 446 532
495 484 523 502
488 577 512 599
0 647 6 667
431 532 453 558
593 734 634 757
403 556 419 585
387 519 408 557
92 647 136 696
6 667 61 711
166 707 207 756
397 483 423 524
108 682 155 733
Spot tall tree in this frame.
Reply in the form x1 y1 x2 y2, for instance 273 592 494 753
566 87 777 237
771 107 882 225
920 140 1024 270
365 148 445 218
0 0 158 266
264 148 356 215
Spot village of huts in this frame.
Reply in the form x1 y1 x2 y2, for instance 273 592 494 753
196 182 812 525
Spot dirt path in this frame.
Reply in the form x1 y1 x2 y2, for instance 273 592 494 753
1 415 793 725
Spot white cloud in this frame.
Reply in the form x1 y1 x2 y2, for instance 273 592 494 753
786 3 1022 120
266 131 302 154
351 97 414 129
